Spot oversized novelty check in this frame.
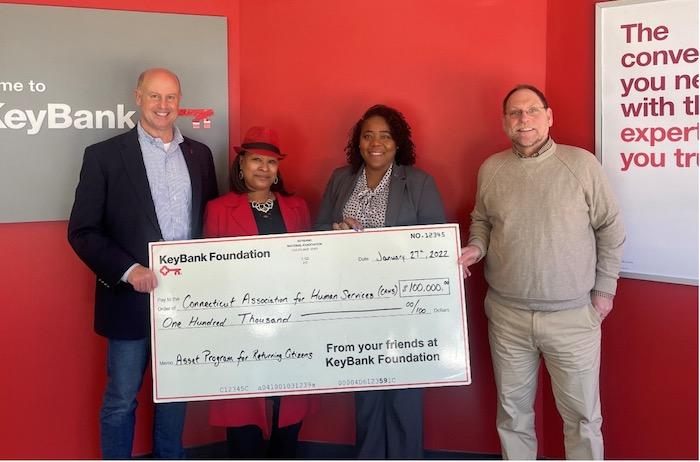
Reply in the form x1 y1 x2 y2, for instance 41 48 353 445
149 224 471 403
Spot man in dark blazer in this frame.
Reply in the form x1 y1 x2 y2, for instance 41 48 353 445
68 68 218 459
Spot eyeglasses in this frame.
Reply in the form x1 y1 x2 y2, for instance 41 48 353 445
506 106 546 119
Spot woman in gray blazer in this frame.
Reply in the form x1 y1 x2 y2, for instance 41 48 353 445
315 104 446 459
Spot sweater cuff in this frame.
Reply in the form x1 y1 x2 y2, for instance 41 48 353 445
467 238 486 263
593 274 618 297
591 289 614 300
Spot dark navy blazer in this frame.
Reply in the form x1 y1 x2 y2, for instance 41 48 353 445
68 127 219 339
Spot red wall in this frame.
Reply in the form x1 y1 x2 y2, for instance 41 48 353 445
0 0 696 459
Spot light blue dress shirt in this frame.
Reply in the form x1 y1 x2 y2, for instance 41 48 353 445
122 123 193 283
137 122 193 242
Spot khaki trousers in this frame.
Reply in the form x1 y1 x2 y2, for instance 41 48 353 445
485 296 604 460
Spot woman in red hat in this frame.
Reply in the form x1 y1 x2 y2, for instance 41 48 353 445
204 126 319 458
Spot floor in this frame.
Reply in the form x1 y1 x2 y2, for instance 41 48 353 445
184 440 501 460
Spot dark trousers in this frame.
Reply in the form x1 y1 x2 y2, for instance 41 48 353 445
355 388 424 459
226 397 303 459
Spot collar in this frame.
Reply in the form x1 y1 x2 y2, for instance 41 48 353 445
137 122 184 148
221 191 291 208
512 137 553 159
359 163 393 193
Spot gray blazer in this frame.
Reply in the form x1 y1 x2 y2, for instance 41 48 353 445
314 164 446 230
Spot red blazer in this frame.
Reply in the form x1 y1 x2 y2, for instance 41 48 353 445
203 192 320 433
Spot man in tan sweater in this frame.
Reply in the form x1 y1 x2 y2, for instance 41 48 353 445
459 85 625 459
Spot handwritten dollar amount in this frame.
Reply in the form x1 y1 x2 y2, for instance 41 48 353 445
406 299 425 314
399 278 450 297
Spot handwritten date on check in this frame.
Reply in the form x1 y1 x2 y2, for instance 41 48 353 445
149 224 471 403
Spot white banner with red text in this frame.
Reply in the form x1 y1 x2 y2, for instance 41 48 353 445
596 0 698 284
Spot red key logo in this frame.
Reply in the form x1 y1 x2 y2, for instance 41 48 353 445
160 265 182 276
178 108 214 129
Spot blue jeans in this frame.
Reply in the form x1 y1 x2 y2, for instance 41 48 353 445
101 338 186 459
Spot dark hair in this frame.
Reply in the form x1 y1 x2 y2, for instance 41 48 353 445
502 84 549 113
345 104 416 172
229 152 291 196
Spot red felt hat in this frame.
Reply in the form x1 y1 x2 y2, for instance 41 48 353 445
234 126 286 159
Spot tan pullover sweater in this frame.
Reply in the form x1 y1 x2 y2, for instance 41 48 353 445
468 141 625 311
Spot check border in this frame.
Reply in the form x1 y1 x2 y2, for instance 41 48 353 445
149 223 470 402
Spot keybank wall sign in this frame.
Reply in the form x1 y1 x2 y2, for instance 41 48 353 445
0 103 214 134
0 4 229 223
0 102 136 134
